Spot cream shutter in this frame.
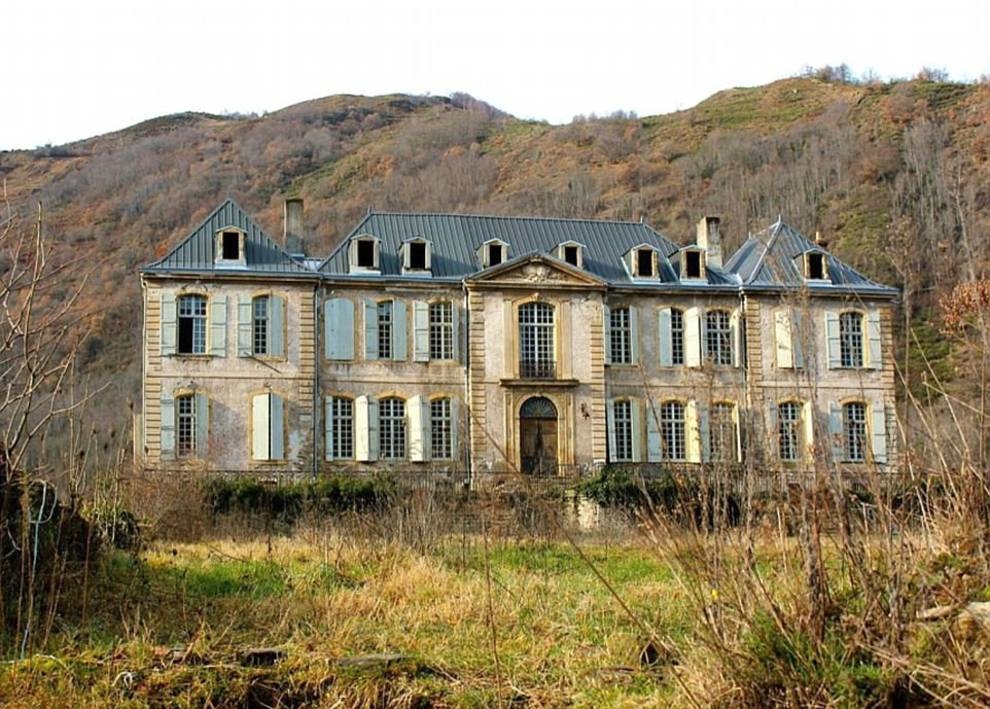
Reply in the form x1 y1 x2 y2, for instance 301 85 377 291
775 309 793 369
413 301 430 362
686 400 702 463
160 391 175 460
161 292 177 356
730 310 742 368
325 298 354 360
685 307 701 367
269 295 285 358
364 299 379 360
209 295 227 357
237 296 253 357
658 308 673 366
408 395 427 462
630 399 643 463
392 300 407 361
866 311 882 369
195 393 209 457
252 393 270 460
871 401 888 463
825 312 841 369
354 395 377 462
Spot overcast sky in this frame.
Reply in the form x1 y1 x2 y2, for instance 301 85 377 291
5 0 989 150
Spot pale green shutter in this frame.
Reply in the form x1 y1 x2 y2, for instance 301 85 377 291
252 393 270 460
449 397 460 460
324 398 334 461
195 393 209 458
238 297 252 357
325 298 354 360
603 305 612 365
825 312 841 369
451 304 460 363
368 398 380 460
828 401 843 462
161 292 177 356
630 399 643 463
699 403 711 463
160 391 175 460
392 300 407 361
364 299 379 360
606 399 617 462
270 395 284 460
413 301 430 362
866 311 882 369
646 401 662 462
767 403 779 462
210 295 227 357
269 295 285 358
658 308 673 367
871 401 888 464
629 306 639 365
792 309 805 369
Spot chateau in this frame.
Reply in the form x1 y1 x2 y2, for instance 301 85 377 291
139 199 897 477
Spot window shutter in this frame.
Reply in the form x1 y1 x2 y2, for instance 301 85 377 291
449 397 460 460
767 403 778 462
160 391 175 460
355 395 371 462
646 402 662 462
252 393 270 460
866 311 882 369
269 295 285 358
413 301 430 362
451 304 460 363
392 300 407 361
368 398 380 460
828 401 843 462
195 393 209 458
699 403 711 462
730 309 742 368
325 298 354 360
161 292 177 356
774 309 793 369
792 309 805 369
324 397 334 461
685 307 702 367
364 299 379 360
270 394 284 460
630 399 643 463
629 306 639 365
408 395 426 462
658 308 673 367
238 296 253 357
606 399 617 462
210 295 227 357
871 401 888 463
603 305 612 365
825 312 841 369
686 400 702 463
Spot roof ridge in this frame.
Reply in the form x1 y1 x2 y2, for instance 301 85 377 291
365 210 650 227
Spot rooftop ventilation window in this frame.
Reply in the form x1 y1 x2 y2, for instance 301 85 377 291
401 238 431 274
807 252 827 280
215 228 246 267
478 239 509 269
489 243 503 267
348 235 381 274
635 247 655 278
682 249 705 280
557 241 583 268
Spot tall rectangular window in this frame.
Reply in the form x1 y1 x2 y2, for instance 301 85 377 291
840 312 864 368
356 239 376 268
705 310 732 366
661 401 686 461
843 402 867 462
613 400 633 461
409 242 427 269
253 296 269 355
429 302 454 360
430 398 452 459
519 302 555 378
636 248 654 277
379 397 406 459
178 295 207 354
377 301 393 359
176 394 196 457
778 402 801 462
670 309 684 365
330 397 353 459
221 231 240 260
710 403 737 463
609 307 632 365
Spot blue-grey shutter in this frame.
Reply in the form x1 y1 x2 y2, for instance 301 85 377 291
658 308 673 367
606 399 617 462
413 301 430 362
603 305 612 365
767 403 778 462
646 401 662 462
392 300 407 361
368 398 380 460
871 401 888 464
210 295 226 357
825 312 841 369
792 309 805 369
269 295 285 358
270 394 284 460
630 399 643 463
699 403 711 463
237 296 252 357
451 304 460 363
828 401 843 462
324 398 334 461
195 393 209 457
629 306 639 365
160 391 175 460
364 299 379 360
161 292 176 356
867 311 882 369
325 298 354 360
449 397 460 460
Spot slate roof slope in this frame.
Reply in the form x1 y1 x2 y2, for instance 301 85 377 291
319 212 695 284
142 199 314 276
724 219 897 295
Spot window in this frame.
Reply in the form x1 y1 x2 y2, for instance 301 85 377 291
661 402 686 461
178 295 207 354
840 312 864 368
488 242 503 267
253 296 269 355
356 240 376 268
709 403 737 463
327 397 353 459
221 231 240 260
377 301 393 359
807 252 826 280
684 250 703 278
612 400 634 461
670 309 684 365
843 402 867 462
430 398 453 459
429 302 454 360
379 397 406 459
636 248 654 277
609 307 632 365
778 402 801 462
176 394 196 458
705 310 732 366
519 302 555 378
563 245 580 267
252 392 285 461
409 242 427 269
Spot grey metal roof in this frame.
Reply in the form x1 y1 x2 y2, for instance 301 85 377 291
724 219 897 295
319 212 692 284
142 199 315 276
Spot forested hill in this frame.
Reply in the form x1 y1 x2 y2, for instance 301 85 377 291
1 75 988 419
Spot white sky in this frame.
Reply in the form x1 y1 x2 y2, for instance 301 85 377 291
5 0 989 150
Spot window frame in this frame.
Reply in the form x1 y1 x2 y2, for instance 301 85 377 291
377 301 393 359
612 399 634 461
839 311 865 368
328 396 354 460
177 294 208 355
252 295 269 356
519 301 555 379
842 401 867 462
379 397 406 460
429 301 454 360
660 401 686 461
430 398 453 460
176 393 197 458
709 402 738 463
670 308 685 366
778 401 802 463
705 309 732 366
609 306 632 365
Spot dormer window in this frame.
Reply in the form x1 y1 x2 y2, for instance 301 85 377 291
681 248 706 280
215 227 246 267
556 241 584 268
401 238 431 274
349 235 380 273
479 239 509 269
628 245 658 279
806 251 827 280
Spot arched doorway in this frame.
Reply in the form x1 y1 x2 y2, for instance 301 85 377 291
520 396 558 475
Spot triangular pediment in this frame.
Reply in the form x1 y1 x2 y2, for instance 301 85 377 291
465 252 606 288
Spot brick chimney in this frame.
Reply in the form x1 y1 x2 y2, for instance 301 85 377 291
284 198 305 256
696 216 722 268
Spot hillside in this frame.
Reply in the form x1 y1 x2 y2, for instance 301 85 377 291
1 76 988 429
